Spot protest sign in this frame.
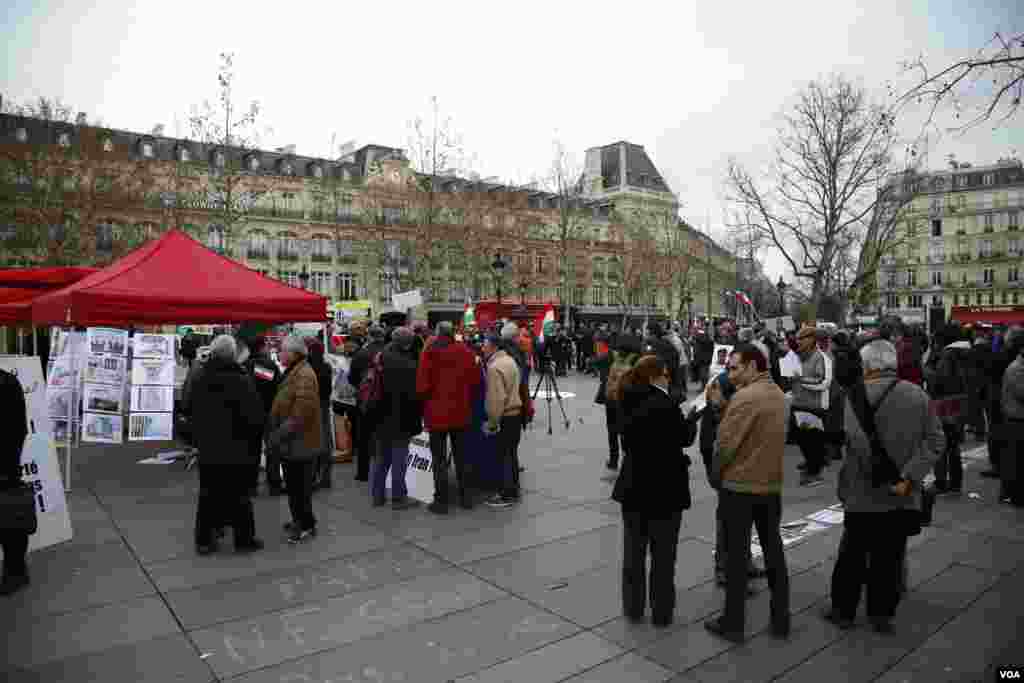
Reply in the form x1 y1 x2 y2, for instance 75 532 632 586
385 432 434 503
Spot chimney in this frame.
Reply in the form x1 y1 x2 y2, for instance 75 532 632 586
152 123 165 136
76 112 87 126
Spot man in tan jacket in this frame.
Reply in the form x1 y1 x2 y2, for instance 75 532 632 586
483 331 523 508
706 342 790 643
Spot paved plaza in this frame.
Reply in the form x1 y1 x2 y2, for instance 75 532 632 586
3 372 1023 682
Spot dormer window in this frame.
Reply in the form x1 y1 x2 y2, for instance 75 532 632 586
213 151 225 167
178 146 190 162
102 137 113 152
283 161 293 176
15 128 27 143
57 132 71 148
311 164 323 178
247 155 260 171
141 141 154 158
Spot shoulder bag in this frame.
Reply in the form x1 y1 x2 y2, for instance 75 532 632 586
0 479 39 535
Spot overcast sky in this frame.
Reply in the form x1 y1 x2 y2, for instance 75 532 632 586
2 0 1020 281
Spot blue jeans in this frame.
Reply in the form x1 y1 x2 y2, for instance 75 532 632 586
372 435 410 500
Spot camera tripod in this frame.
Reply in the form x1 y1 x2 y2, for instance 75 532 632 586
531 360 571 435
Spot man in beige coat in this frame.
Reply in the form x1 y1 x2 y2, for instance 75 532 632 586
483 331 523 508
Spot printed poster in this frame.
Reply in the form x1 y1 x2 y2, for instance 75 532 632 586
47 357 79 388
82 412 123 444
130 385 174 413
385 431 434 503
47 388 73 418
128 412 173 441
87 327 128 357
131 358 176 387
84 355 127 386
133 333 175 360
83 383 124 414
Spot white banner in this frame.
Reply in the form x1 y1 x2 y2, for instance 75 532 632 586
0 356 73 551
391 289 423 311
384 432 434 503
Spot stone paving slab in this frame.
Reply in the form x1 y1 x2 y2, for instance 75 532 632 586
164 544 447 630
454 631 624 683
412 505 619 565
2 595 180 670
229 597 581 683
189 568 507 678
562 652 676 683
2 633 215 683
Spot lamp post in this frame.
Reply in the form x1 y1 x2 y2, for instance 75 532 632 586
517 281 529 317
491 252 507 304
776 277 788 316
299 263 310 290
682 292 694 328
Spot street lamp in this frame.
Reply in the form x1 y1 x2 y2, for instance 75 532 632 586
776 277 788 315
682 292 694 327
299 263 310 290
491 252 507 304
517 281 529 316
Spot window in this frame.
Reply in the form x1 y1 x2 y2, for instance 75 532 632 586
1009 210 1019 230
931 271 942 286
953 294 959 305
536 255 546 274
278 233 298 260
988 292 995 305
980 239 993 257
955 175 968 188
928 242 945 262
96 223 114 253
310 236 332 262
1010 267 1021 283
141 142 154 158
1010 239 1021 256
977 292 984 305
906 269 917 287
984 268 995 284
983 173 995 186
961 271 968 285
312 165 323 178
214 151 225 167
931 219 942 237
574 286 585 306
909 294 923 308
178 147 190 162
310 271 331 295
984 214 994 232
248 156 260 171
1014 292 1020 304
102 137 113 152
247 232 269 258
337 273 359 300
592 286 604 306
931 294 943 307
57 132 70 147
886 272 897 288
206 225 225 251
1002 291 1010 304
379 273 396 303
15 127 27 142
885 293 899 308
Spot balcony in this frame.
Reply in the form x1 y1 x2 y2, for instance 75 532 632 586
246 249 269 260
311 253 333 264
952 254 972 263
277 251 299 262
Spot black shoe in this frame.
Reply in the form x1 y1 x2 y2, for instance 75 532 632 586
771 623 791 639
372 497 387 507
748 565 767 579
283 521 298 533
797 462 808 471
214 527 226 540
980 470 1000 479
715 569 727 586
196 543 217 556
235 538 264 553
0 574 30 596
704 618 744 643
870 618 894 634
392 497 419 510
355 474 369 482
651 614 673 628
821 608 855 630
428 501 449 515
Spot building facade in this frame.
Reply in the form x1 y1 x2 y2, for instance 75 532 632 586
876 158 1024 325
1 111 738 326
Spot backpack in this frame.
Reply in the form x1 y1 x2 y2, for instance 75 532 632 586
358 352 384 416
606 352 638 402
931 347 967 398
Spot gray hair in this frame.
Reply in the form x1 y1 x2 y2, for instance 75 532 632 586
281 334 308 356
435 320 454 338
860 340 898 373
738 327 755 343
501 322 519 340
209 334 238 363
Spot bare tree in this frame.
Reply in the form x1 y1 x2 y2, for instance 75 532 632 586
726 75 900 314
1 97 156 266
186 52 273 254
894 30 1024 132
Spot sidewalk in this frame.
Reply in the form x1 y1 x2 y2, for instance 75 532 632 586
2 373 1022 682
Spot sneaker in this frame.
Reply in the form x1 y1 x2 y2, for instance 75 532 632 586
800 474 826 487
0 574 30 596
287 527 316 544
235 538 265 553
704 617 744 643
391 497 419 510
485 494 515 508
372 497 387 507
427 501 449 515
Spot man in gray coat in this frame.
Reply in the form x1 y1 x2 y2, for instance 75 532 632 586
823 339 943 633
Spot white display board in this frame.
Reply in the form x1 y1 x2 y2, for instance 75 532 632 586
384 432 434 503
0 356 74 551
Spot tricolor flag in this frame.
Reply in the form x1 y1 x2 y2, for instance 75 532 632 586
735 291 753 307
534 304 556 344
463 302 475 327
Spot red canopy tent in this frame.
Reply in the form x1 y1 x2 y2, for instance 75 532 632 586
31 230 328 327
0 267 100 324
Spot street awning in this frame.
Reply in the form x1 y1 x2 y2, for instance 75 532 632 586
950 305 1024 325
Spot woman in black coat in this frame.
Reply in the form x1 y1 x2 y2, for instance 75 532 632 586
612 354 699 627
1 368 31 595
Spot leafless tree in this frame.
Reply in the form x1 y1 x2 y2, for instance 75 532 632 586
893 30 1023 132
726 75 900 314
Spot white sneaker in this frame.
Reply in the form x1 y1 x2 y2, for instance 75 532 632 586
485 494 514 508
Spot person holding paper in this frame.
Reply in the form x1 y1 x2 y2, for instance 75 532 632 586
791 326 831 486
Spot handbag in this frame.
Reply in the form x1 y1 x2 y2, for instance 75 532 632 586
0 481 39 535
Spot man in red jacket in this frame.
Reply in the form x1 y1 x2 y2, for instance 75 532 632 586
417 321 482 513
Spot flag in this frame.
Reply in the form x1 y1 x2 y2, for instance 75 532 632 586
463 303 475 327
534 304 556 344
735 291 753 307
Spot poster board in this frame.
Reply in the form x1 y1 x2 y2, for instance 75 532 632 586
129 337 176 442
707 344 734 384
0 355 73 551
82 327 128 445
384 432 434 503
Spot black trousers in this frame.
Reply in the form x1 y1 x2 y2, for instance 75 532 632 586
283 460 316 531
830 511 908 621
264 435 284 490
195 464 256 547
720 489 790 633
935 422 964 490
792 423 826 476
621 510 683 622
987 395 1004 474
605 402 625 466
430 429 467 505
497 415 522 498
315 399 334 488
0 531 29 577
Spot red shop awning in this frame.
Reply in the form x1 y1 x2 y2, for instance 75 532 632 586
950 305 1024 325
